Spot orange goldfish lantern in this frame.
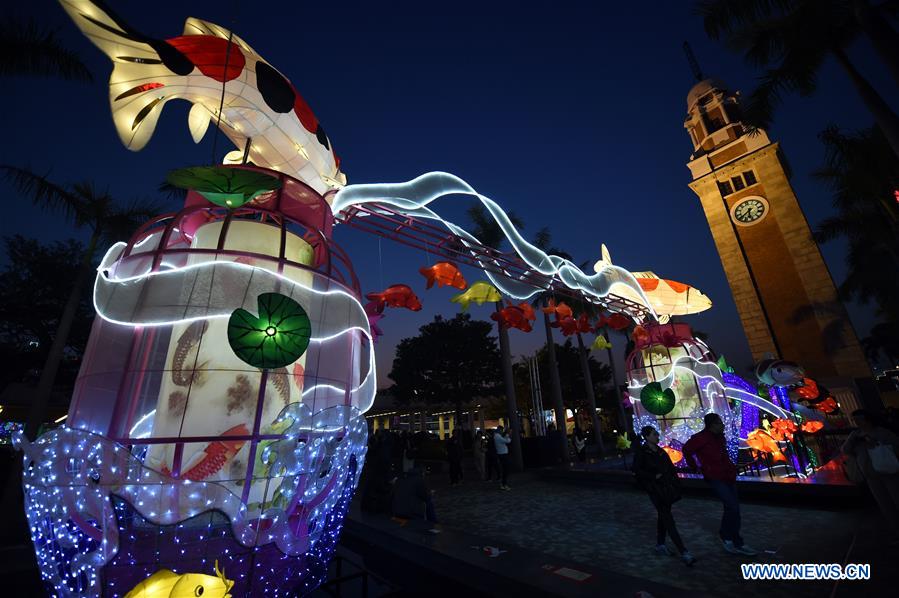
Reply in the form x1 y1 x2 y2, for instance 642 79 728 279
551 315 579 336
366 284 423 311
801 421 824 434
541 299 574 319
490 305 533 333
746 429 788 463
419 261 467 290
662 446 683 464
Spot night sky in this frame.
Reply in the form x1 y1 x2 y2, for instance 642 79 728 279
2 1 892 385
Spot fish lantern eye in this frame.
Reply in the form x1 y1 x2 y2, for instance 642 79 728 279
194 586 204 597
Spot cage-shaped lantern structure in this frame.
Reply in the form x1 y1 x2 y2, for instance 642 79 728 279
625 322 739 463
16 165 372 597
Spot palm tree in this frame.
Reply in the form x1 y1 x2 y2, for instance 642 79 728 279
0 18 92 81
467 203 525 471
566 293 606 455
530 230 573 463
697 0 899 159
813 126 899 323
2 166 161 439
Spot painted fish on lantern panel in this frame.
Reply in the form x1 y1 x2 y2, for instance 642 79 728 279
419 261 467 290
124 560 233 598
450 281 501 311
365 284 423 311
58 0 344 195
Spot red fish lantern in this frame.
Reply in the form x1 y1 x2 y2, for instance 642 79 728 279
576 313 593 334
551 316 579 336
365 284 422 311
490 305 533 332
541 299 573 319
632 324 650 346
606 313 631 331
770 418 798 441
801 421 824 434
795 377 820 400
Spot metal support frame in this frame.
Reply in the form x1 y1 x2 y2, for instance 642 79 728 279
338 203 652 320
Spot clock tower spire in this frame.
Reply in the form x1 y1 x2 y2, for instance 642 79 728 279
684 77 872 393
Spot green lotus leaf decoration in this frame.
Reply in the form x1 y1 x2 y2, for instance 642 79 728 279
640 382 676 416
228 293 311 369
166 166 282 208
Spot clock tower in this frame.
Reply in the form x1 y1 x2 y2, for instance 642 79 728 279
684 78 871 388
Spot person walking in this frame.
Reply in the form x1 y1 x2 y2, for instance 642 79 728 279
494 425 512 490
633 426 696 566
842 409 899 542
573 426 587 463
472 430 486 480
447 429 464 486
485 428 498 481
683 413 757 556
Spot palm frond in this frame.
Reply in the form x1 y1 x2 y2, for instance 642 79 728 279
1 165 83 221
0 18 92 81
159 181 188 202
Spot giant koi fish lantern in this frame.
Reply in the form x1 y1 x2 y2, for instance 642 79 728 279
625 322 740 463
15 165 374 596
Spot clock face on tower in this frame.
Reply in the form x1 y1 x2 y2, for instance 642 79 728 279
731 197 768 226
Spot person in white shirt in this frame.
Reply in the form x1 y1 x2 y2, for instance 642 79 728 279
494 425 512 490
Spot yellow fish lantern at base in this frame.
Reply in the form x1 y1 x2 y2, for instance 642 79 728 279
125 561 233 598
450 280 501 311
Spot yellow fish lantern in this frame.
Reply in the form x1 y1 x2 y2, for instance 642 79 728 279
591 335 612 351
125 561 233 598
450 280 502 311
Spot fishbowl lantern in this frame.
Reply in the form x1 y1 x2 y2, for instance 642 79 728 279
626 322 740 460
16 166 373 597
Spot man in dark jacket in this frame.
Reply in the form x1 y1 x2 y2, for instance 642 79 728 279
683 413 757 556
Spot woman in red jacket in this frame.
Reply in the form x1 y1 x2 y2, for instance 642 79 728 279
683 413 757 556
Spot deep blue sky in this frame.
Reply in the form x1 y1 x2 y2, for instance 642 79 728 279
3 1 892 384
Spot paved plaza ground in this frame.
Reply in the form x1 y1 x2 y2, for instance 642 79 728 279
427 471 896 598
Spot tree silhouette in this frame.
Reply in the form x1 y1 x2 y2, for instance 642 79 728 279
697 0 899 158
2 166 161 439
467 202 525 469
0 236 92 390
389 314 502 426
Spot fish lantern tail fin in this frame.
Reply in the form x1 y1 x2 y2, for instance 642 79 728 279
59 0 179 151
419 266 435 289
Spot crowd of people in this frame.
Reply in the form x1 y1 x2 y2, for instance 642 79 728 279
361 407 899 564
360 425 516 523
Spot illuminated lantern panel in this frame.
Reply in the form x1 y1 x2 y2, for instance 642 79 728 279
626 322 740 463
16 166 372 596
